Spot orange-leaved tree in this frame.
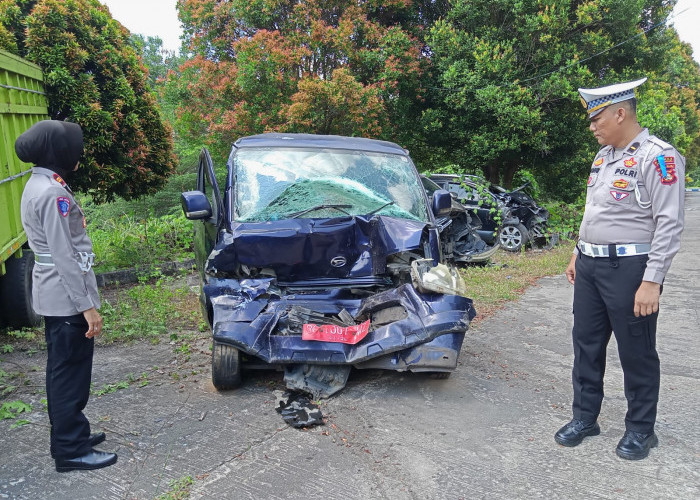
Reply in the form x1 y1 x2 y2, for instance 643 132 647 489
171 0 440 157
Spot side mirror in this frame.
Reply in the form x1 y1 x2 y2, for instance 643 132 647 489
181 191 212 220
432 189 452 217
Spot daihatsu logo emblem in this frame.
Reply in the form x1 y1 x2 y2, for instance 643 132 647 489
330 256 347 267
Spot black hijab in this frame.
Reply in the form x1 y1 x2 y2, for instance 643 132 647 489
15 120 83 179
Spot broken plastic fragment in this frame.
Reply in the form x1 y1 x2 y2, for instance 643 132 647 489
275 390 324 428
410 259 468 296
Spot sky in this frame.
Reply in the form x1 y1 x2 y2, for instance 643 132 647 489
100 0 700 63
99 0 183 53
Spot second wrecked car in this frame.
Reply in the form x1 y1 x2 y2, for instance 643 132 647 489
181 134 475 397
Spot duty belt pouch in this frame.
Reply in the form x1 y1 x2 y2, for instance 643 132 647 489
608 244 618 268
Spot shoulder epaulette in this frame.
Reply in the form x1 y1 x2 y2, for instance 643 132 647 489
646 135 672 153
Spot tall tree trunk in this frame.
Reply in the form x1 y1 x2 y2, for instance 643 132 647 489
503 163 518 189
486 162 500 185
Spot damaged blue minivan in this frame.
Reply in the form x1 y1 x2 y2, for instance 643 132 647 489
181 134 475 397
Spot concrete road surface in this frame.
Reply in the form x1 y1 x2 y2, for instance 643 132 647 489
1 193 698 499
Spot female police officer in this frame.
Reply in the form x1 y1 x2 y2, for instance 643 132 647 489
16 120 117 472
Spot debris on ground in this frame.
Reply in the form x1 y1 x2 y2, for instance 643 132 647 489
274 390 324 428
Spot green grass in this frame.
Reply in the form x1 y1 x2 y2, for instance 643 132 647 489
155 476 195 500
99 273 201 343
461 241 575 322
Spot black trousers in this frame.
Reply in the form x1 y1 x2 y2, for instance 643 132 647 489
44 314 94 460
571 252 660 433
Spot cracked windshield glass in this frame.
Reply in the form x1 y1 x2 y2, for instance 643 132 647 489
233 148 429 222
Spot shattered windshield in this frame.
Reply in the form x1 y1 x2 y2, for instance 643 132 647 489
233 148 429 222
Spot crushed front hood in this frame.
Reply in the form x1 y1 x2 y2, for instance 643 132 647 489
206 215 429 281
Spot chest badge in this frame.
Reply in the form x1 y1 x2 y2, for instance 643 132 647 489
612 178 629 189
623 158 637 168
609 190 630 201
594 158 604 166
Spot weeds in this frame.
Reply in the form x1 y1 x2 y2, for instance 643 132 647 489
0 328 42 354
92 372 150 396
92 381 130 396
0 368 28 397
0 400 32 428
155 476 195 500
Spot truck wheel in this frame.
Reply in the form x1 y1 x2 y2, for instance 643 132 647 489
498 223 529 252
0 250 42 328
212 340 241 390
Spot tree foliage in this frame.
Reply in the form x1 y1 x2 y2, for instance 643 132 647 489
170 0 441 158
0 0 176 201
170 0 699 199
415 0 699 200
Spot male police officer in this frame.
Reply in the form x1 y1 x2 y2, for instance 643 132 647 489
554 78 685 460
16 120 117 472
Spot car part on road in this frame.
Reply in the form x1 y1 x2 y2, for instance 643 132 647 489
283 364 352 399
275 390 324 428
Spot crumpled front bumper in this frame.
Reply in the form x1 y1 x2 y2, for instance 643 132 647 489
207 278 475 372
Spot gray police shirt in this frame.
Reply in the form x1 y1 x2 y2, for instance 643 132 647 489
579 128 685 284
20 167 100 316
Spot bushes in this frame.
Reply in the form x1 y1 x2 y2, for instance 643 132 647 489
89 214 193 272
543 200 584 240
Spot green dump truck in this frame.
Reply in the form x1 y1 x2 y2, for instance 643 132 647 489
0 49 49 328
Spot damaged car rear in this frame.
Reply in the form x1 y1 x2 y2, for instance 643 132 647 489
181 134 475 397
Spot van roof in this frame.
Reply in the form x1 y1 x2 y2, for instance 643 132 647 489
233 133 408 156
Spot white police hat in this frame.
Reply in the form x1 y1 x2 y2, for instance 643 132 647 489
578 77 647 118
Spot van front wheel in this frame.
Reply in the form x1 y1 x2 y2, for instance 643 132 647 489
211 341 241 390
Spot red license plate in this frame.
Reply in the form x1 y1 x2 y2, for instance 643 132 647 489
302 320 370 345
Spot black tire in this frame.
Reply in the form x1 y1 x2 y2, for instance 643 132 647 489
211 340 241 390
498 223 529 252
0 250 42 328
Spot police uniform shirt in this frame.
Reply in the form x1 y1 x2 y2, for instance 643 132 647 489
579 128 685 284
20 167 100 316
